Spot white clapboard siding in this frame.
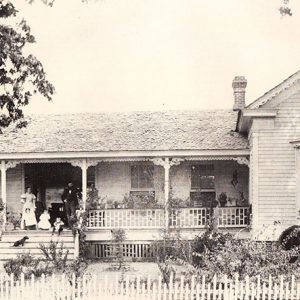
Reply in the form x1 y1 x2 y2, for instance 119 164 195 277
0 273 299 300
254 92 300 237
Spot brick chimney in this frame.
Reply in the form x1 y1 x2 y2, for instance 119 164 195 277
232 76 247 111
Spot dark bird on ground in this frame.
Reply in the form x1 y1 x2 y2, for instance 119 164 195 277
12 236 29 247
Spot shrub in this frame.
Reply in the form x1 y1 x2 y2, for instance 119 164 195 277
191 230 300 283
39 241 69 271
4 241 89 282
109 229 128 271
4 253 52 280
151 229 191 263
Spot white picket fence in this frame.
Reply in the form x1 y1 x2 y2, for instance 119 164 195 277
0 273 300 300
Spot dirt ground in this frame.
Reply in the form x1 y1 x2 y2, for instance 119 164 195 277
85 262 161 280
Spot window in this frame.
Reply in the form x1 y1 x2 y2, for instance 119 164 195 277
190 164 216 207
131 165 154 190
87 166 96 187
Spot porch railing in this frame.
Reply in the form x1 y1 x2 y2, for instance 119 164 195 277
87 208 165 229
87 206 250 229
218 206 250 228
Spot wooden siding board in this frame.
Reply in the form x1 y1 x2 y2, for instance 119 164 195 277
254 93 300 239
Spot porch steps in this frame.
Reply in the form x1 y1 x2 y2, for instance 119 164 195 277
0 230 76 260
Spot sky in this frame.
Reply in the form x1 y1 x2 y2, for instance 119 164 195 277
14 0 300 114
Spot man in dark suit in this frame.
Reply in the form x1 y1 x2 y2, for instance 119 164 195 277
61 182 79 228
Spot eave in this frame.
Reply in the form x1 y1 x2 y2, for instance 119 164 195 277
0 149 250 160
236 109 277 134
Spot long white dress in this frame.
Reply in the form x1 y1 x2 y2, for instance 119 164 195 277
38 212 51 230
20 192 37 229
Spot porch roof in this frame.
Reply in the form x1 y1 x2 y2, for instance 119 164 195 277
0 110 248 154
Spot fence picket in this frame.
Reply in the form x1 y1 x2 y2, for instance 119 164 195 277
250 282 255 300
1 272 300 300
245 275 250 300
296 283 300 300
262 282 266 300
196 283 200 300
279 276 284 300
291 275 295 300
234 274 239 300
207 280 211 300
212 275 217 300
201 275 205 300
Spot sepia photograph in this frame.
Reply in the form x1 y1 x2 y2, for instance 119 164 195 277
0 0 300 299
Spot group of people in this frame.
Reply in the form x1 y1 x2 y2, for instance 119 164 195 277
20 182 80 233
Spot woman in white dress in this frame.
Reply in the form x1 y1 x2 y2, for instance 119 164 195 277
20 188 37 230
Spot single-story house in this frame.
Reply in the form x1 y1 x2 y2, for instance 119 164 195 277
0 70 300 259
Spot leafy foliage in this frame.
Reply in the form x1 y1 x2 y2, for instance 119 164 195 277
4 241 88 282
151 229 191 263
191 231 300 283
39 241 69 270
279 0 292 16
4 253 52 280
0 1 54 131
109 229 128 271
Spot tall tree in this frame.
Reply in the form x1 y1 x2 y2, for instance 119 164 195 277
0 1 54 132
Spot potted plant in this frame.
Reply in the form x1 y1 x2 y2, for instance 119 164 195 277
7 212 21 230
218 192 228 207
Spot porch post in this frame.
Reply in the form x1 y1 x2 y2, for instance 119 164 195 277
164 158 171 229
151 157 184 230
1 161 6 230
82 158 87 211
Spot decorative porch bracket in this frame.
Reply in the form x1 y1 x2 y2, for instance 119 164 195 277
150 157 184 229
70 159 101 211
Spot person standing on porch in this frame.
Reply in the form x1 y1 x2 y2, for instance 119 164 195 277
61 182 79 228
20 187 37 230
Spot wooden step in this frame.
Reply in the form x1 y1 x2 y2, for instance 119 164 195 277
0 253 75 260
0 241 75 248
0 247 74 254
1 230 73 236
1 235 74 243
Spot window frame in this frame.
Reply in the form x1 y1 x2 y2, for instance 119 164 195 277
130 164 155 192
190 164 216 206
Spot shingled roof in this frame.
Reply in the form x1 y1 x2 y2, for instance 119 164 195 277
0 110 248 154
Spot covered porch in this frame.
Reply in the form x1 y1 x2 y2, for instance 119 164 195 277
0 154 251 236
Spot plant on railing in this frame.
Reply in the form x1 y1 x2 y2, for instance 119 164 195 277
168 197 193 209
6 212 21 230
86 185 107 209
122 192 162 209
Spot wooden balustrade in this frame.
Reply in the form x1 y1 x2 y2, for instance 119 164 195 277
87 206 250 229
88 209 165 229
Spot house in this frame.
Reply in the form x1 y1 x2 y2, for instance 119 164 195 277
0 71 299 259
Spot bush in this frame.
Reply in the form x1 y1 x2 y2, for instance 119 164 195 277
109 229 128 271
191 230 300 283
4 253 52 280
151 229 191 263
4 241 88 282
